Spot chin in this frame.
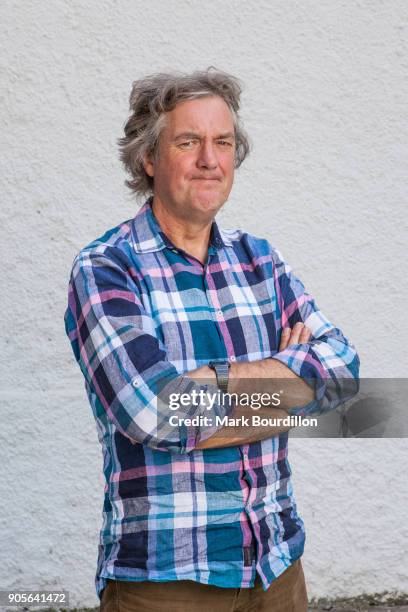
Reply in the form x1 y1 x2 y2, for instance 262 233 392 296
195 197 223 214
193 190 224 207
184 186 229 218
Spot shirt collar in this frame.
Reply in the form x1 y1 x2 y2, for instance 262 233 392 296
131 196 233 254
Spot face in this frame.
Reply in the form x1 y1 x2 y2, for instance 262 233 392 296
144 96 236 224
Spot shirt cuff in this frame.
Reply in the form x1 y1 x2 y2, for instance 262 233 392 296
271 344 327 417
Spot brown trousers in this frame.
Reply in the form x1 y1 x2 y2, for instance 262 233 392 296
100 559 308 612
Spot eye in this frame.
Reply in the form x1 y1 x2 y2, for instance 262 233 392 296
217 140 233 147
178 140 198 149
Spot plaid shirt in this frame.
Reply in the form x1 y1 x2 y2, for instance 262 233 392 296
64 198 359 599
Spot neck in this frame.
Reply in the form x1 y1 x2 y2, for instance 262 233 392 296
151 197 213 264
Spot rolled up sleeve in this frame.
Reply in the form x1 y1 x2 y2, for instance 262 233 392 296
64 247 234 453
269 247 360 417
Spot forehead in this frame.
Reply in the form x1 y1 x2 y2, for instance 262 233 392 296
164 96 234 135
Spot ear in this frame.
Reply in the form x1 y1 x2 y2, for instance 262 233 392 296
143 152 155 178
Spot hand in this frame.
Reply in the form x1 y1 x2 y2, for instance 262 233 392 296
279 322 312 351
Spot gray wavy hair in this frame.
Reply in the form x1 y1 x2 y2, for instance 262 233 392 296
118 67 250 198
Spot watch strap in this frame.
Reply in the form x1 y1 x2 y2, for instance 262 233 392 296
208 361 230 393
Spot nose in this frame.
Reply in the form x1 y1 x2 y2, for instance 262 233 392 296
197 141 218 170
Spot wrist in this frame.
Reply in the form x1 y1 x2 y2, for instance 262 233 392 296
187 365 216 381
208 361 230 393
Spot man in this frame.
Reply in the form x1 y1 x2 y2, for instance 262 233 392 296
65 68 359 611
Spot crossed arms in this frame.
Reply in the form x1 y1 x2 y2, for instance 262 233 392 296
65 244 360 454
192 323 314 449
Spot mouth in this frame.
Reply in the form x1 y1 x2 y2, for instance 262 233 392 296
192 178 221 182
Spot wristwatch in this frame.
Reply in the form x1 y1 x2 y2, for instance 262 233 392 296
208 361 230 393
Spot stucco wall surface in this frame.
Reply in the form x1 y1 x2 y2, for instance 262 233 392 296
0 0 407 607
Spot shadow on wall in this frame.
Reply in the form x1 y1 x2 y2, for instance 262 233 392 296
291 378 408 438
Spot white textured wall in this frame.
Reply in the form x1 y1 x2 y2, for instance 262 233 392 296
1 0 407 606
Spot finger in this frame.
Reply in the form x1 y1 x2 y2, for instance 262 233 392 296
299 325 312 343
279 327 291 351
287 322 305 346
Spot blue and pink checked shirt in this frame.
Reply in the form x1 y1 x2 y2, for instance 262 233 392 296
64 198 359 599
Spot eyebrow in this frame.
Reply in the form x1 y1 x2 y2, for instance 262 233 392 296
173 131 235 141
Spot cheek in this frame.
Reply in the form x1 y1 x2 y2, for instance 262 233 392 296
224 161 235 184
222 154 235 173
175 161 195 185
161 164 187 190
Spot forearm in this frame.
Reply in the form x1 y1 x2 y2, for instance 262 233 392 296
189 357 314 449
190 358 314 410
195 402 291 449
229 358 314 409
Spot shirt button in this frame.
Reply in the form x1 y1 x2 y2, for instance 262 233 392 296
229 356 236 363
131 378 140 388
216 310 223 319
243 453 248 461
